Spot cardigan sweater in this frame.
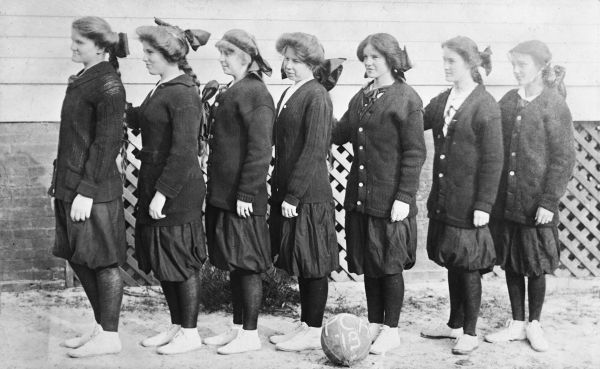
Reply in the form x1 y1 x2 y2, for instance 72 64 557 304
491 87 575 226
126 74 205 226
271 79 333 206
424 84 503 228
206 73 275 215
49 61 125 203
332 81 426 218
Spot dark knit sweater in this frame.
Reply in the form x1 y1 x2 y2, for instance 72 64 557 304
332 81 426 218
424 84 503 228
272 80 333 206
126 74 205 226
206 73 275 215
492 87 575 226
49 61 125 203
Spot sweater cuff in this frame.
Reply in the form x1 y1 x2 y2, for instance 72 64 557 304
538 195 558 213
394 191 413 204
473 201 492 214
284 194 300 207
237 192 255 203
155 179 179 199
76 179 98 199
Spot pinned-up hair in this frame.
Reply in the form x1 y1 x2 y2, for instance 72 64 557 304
215 29 272 77
509 40 566 97
276 32 325 71
356 33 412 82
442 36 492 84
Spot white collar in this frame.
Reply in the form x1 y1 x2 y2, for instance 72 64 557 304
517 87 542 102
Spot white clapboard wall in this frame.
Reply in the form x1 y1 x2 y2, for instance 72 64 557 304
1 0 599 122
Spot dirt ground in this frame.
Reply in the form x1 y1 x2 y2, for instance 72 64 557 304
1 275 599 369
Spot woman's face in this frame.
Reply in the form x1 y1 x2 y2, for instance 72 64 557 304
510 52 543 87
141 41 171 76
218 47 249 78
282 47 313 82
362 43 390 80
442 47 472 83
70 29 103 66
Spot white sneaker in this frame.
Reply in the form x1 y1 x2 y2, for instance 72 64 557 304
452 334 479 355
63 323 102 349
141 324 181 347
370 325 400 355
275 325 321 351
421 322 463 339
368 323 383 343
67 330 121 358
217 329 261 355
269 322 306 344
156 328 203 355
204 324 242 346
484 320 526 343
526 320 549 352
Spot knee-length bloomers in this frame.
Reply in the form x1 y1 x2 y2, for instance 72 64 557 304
490 87 575 276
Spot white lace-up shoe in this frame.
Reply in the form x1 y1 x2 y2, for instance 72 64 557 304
217 329 261 355
156 328 202 355
452 334 479 355
141 324 181 347
67 330 121 358
63 322 102 349
204 324 242 346
484 319 526 343
275 325 321 351
370 325 400 355
269 321 306 344
526 320 549 352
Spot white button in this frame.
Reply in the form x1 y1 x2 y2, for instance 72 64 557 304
438 173 444 178
358 146 364 150
358 127 363 132
214 102 219 107
511 152 516 156
364 103 367 106
357 201 362 205
516 116 521 121
440 154 445 159
283 105 286 109
509 171 515 176
359 165 365 170
359 182 364 187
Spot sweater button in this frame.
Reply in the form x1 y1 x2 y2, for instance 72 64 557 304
516 116 521 121
509 171 515 176
436 209 441 214
440 154 445 159
438 173 444 178
214 102 219 107
359 165 364 170
283 105 287 109
358 127 363 132
359 182 364 187
511 152 516 157
357 201 362 205
358 145 364 150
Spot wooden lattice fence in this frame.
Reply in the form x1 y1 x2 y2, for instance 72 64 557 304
116 122 599 285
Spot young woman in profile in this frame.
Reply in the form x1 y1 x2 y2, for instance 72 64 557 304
485 40 575 352
202 29 275 355
127 20 210 355
419 36 503 355
268 32 342 352
50 16 128 358
332 33 426 355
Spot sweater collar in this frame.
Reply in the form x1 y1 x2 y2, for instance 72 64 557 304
157 73 196 87
68 61 114 88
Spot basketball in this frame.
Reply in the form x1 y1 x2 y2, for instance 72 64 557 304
321 313 371 366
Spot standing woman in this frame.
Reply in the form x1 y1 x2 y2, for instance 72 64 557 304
268 33 343 351
127 21 210 355
420 36 503 355
202 29 275 355
332 33 426 355
485 41 575 352
49 16 128 358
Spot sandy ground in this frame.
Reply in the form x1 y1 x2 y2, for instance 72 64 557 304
1 275 599 369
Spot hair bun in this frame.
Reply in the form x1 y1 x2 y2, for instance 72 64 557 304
479 46 492 76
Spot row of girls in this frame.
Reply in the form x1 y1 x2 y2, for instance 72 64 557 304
49 16 575 359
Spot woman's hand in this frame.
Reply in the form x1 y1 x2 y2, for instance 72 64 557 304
281 201 298 218
535 206 554 225
237 200 253 218
70 194 93 222
391 200 410 222
149 191 167 220
473 210 490 227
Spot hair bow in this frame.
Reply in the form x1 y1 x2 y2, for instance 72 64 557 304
154 17 210 51
314 58 346 91
479 46 493 76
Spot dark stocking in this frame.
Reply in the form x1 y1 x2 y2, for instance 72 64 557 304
299 276 328 328
462 271 482 336
177 272 201 328
381 273 404 328
69 262 101 324
364 276 384 324
96 266 123 332
235 270 263 330
528 274 546 322
160 281 181 325
229 272 243 325
447 269 464 329
505 268 526 321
